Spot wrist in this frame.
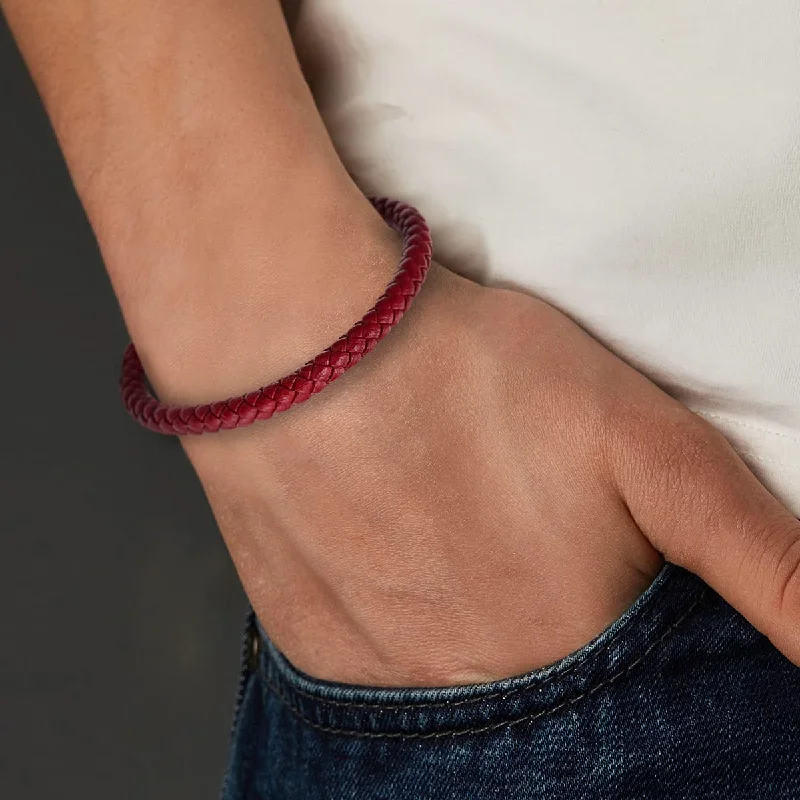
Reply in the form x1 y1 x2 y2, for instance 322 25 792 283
12 0 406 406
112 170 403 406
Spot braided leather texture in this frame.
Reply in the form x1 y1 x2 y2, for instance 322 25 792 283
120 197 433 435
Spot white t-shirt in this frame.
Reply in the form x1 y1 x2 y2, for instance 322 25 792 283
292 0 800 518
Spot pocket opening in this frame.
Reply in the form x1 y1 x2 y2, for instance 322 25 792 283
253 563 708 738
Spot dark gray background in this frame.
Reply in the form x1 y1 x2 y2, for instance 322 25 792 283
0 16 247 799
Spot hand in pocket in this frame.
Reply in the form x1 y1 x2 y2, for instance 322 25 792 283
185 263 800 686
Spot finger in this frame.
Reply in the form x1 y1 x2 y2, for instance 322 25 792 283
611 404 800 665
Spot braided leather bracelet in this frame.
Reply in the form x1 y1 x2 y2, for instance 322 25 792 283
120 197 433 435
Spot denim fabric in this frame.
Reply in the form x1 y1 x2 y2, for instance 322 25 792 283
220 563 800 799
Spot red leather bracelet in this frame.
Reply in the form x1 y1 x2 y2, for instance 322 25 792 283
120 197 433 435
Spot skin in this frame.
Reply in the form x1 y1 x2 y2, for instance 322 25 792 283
2 0 798 686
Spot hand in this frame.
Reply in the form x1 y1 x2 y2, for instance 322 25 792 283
183 262 800 686
7 0 793 688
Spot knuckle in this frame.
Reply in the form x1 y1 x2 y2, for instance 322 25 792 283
644 412 731 504
624 410 735 566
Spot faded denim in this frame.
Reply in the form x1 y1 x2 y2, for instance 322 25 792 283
221 563 800 798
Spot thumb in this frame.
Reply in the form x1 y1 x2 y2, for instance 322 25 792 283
612 404 800 665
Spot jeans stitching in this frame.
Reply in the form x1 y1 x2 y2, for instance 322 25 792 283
261 589 706 739
261 566 692 712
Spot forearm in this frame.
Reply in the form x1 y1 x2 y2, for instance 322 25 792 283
1 0 400 403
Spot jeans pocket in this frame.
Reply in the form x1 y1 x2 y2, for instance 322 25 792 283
222 562 800 799
254 561 707 739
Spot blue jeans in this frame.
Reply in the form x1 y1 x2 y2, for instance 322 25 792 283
220 563 800 798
